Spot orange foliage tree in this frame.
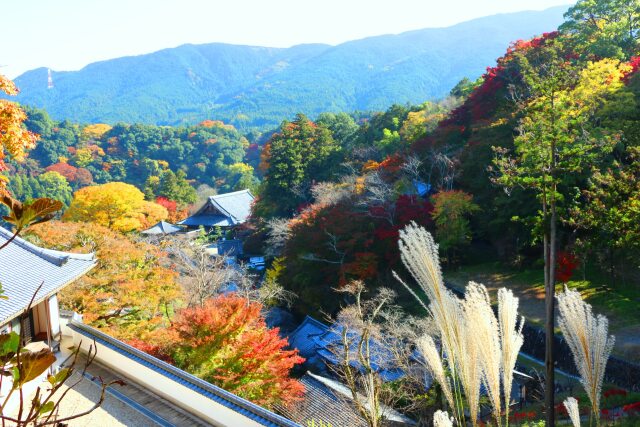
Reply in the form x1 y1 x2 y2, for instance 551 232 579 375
131 294 305 408
63 182 167 232
0 74 38 186
25 221 181 339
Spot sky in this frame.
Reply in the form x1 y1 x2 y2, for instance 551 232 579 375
1 0 573 78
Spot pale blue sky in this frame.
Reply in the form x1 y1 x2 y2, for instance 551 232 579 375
2 0 573 78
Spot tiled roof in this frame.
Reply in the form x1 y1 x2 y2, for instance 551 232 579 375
0 227 96 324
278 372 416 426
277 373 368 427
208 189 254 224
181 189 254 227
179 214 232 227
68 321 301 427
288 316 329 358
288 316 406 382
141 221 182 235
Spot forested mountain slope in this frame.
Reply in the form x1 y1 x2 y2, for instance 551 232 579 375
11 7 567 127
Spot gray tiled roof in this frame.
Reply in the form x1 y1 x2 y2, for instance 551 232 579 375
208 189 254 224
288 316 329 359
289 316 406 382
181 189 254 228
0 227 96 324
277 373 368 427
277 372 415 427
141 221 182 235
179 214 232 227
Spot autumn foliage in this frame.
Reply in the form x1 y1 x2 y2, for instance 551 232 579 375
45 162 93 185
155 196 188 223
130 294 305 407
556 251 579 283
25 221 181 339
0 74 38 178
63 182 168 232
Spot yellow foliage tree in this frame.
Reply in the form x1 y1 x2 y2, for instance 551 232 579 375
73 147 93 168
25 221 181 339
399 107 446 143
82 123 112 141
63 182 167 232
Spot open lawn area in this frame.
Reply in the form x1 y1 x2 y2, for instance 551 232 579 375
445 263 640 363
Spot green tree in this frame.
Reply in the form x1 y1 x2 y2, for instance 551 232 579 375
449 76 481 98
561 0 640 59
431 190 479 262
316 112 359 147
223 162 259 193
399 101 450 144
36 171 73 207
492 45 627 424
375 127 402 155
572 146 640 278
354 104 410 160
257 113 341 217
157 169 197 207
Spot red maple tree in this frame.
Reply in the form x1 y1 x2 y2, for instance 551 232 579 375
130 294 305 407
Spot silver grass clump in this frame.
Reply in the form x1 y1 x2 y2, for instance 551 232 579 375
464 282 502 425
498 288 525 424
395 223 475 424
557 286 614 426
397 223 526 427
563 397 581 427
433 410 454 427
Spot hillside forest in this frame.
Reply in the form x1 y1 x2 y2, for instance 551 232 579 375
2 0 640 425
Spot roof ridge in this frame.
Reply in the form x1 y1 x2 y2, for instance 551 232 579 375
0 226 95 266
209 189 252 199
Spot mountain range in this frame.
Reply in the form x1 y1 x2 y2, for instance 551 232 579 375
12 6 568 128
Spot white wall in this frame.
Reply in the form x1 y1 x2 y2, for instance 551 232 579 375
71 329 267 427
48 295 60 337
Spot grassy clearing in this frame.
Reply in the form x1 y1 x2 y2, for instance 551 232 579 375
445 262 640 361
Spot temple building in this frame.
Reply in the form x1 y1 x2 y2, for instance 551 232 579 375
179 189 254 230
0 226 96 347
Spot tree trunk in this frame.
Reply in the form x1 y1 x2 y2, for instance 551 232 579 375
545 199 557 427
545 85 558 427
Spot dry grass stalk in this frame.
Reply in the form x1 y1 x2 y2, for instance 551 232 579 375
416 335 454 411
433 410 454 427
557 286 614 426
498 288 525 425
464 281 502 425
456 317 481 425
564 397 581 427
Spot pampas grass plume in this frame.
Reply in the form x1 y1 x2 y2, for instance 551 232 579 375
557 286 614 425
433 410 454 427
564 397 581 427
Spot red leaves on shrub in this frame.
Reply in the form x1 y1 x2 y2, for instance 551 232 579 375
556 251 579 283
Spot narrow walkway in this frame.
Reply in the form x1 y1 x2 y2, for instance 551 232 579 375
75 357 212 427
